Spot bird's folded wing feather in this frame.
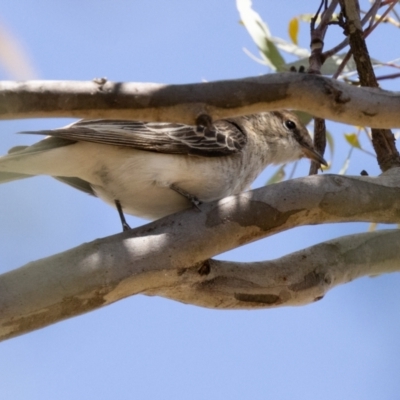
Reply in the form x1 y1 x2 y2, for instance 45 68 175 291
18 119 248 157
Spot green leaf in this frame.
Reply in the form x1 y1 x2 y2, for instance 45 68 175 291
285 53 383 77
237 0 284 70
237 0 271 55
344 133 362 149
264 37 286 71
269 36 309 58
237 0 314 71
266 165 286 185
293 111 313 126
326 130 334 154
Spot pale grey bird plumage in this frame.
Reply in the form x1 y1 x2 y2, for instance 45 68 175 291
0 111 326 224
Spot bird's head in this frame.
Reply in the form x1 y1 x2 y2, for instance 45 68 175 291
241 111 327 167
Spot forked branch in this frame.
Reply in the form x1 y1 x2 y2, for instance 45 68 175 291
1 168 400 341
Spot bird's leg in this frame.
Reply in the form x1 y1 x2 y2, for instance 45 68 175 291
115 200 131 231
169 183 202 210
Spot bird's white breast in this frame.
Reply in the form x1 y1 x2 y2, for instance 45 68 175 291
73 142 266 220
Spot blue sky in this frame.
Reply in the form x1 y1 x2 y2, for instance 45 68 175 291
1 1 400 399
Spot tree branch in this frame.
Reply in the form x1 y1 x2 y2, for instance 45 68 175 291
308 1 337 175
196 229 400 308
1 168 400 341
1 74 400 127
340 0 400 170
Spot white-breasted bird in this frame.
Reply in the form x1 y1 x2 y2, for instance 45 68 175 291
0 111 326 229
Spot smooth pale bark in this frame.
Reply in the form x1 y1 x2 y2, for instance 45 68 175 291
1 169 400 341
1 73 400 127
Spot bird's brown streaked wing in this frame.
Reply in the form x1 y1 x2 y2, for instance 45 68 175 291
18 119 248 157
6 137 77 159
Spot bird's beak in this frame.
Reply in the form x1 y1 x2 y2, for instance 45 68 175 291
301 146 328 166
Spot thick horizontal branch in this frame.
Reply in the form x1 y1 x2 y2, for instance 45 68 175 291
1 73 400 127
178 229 400 308
1 169 400 341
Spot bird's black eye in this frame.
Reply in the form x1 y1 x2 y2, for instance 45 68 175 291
284 120 296 130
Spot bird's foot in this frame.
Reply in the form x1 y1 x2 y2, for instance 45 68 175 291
121 221 132 232
169 184 202 211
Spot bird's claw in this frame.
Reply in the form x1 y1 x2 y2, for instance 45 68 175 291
169 184 202 211
122 221 132 231
190 196 202 211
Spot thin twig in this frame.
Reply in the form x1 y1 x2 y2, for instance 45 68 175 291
376 72 400 81
323 0 396 63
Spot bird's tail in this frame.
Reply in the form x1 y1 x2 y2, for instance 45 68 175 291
0 142 96 196
0 171 33 184
0 145 35 184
